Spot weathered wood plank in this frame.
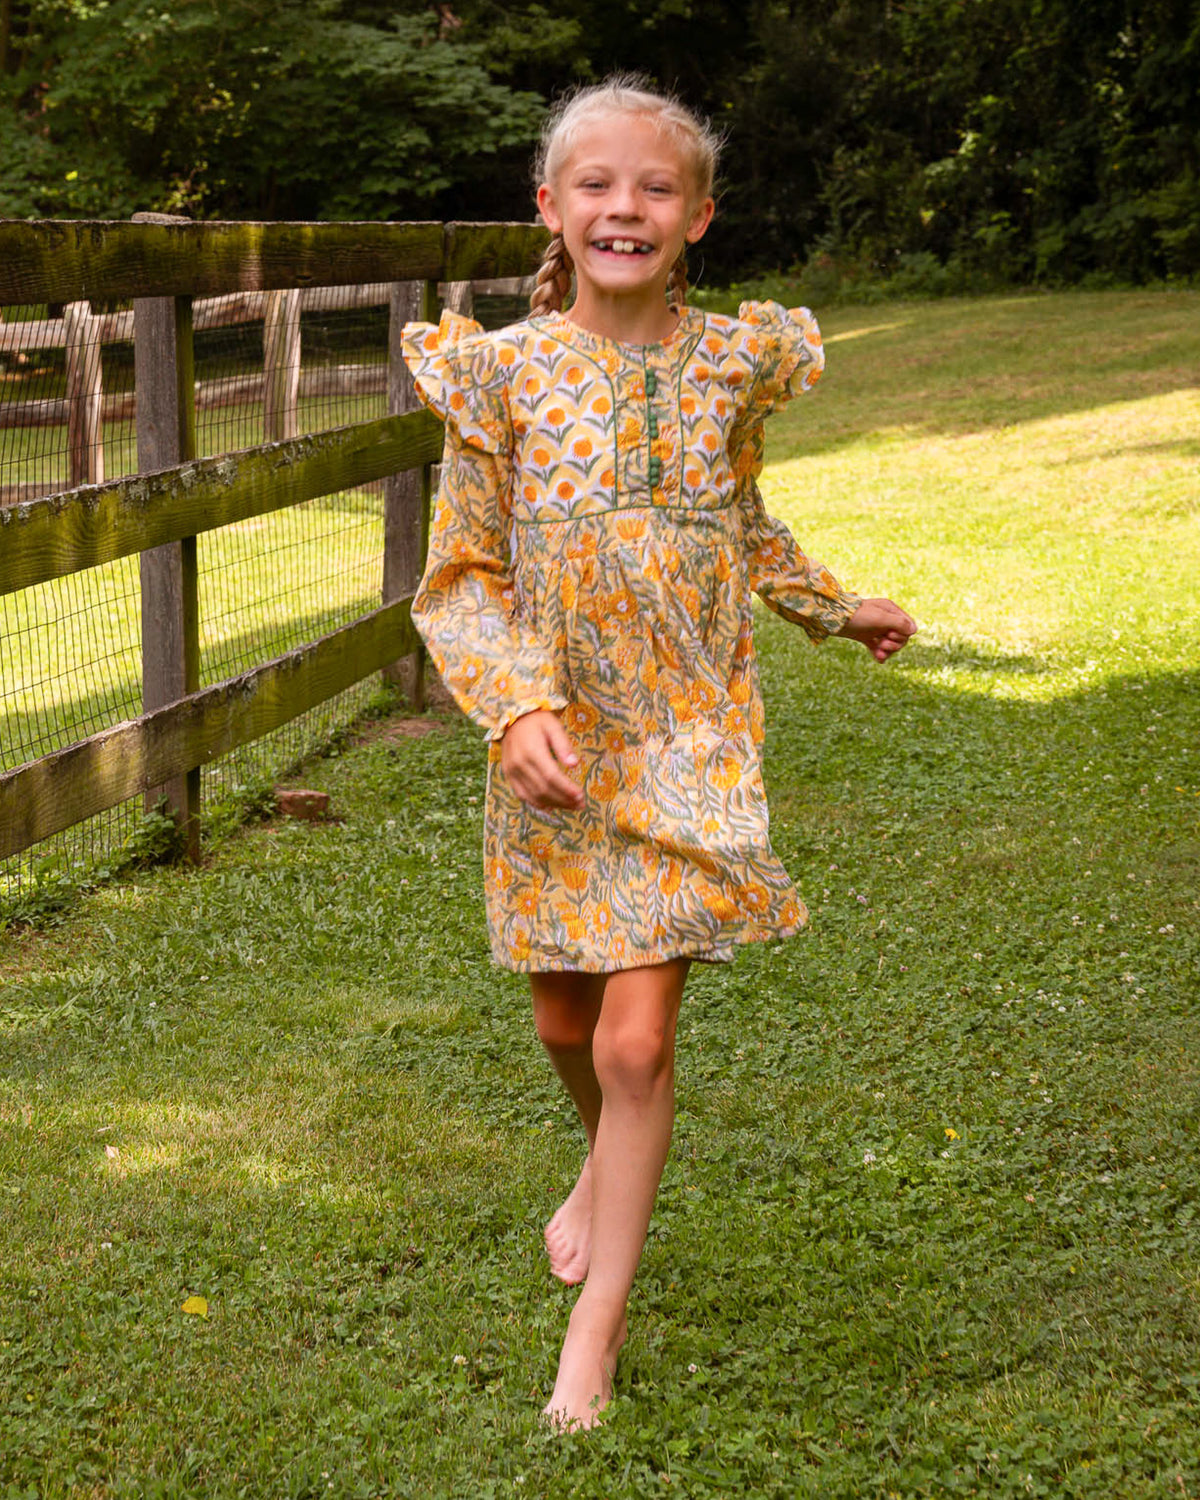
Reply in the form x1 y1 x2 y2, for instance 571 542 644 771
0 598 418 860
0 316 69 353
0 277 535 355
64 301 105 486
0 389 137 429
136 289 199 843
263 288 302 443
0 221 449 305
0 361 387 430
442 281 476 317
384 279 437 706
442 222 549 282
0 409 444 596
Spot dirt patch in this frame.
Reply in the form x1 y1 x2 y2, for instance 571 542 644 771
375 717 451 741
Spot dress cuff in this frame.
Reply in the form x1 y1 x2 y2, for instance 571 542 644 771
485 695 571 743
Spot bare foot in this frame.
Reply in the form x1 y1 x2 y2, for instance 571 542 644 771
543 1298 628 1432
544 1154 593 1285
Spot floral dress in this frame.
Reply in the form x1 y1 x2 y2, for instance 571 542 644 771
402 301 861 973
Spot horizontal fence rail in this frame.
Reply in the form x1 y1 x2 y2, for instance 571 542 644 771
0 217 548 873
0 220 541 305
0 277 533 355
0 410 444 595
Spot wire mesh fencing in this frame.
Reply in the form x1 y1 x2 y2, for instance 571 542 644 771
1 285 406 901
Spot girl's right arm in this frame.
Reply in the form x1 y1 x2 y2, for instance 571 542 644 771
412 424 567 741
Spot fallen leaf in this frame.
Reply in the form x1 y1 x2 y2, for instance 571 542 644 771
104 1144 120 1160
181 1296 209 1317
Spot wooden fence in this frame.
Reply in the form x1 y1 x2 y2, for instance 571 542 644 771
0 217 547 864
0 275 532 501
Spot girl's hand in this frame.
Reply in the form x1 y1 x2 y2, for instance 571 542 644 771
501 710 585 810
837 598 918 661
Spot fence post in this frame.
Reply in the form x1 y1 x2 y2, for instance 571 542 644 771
133 213 200 858
383 279 438 709
442 281 475 317
64 299 104 487
263 288 302 442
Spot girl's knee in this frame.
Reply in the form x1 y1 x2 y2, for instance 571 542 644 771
594 1019 674 1099
535 1004 596 1054
531 975 604 1053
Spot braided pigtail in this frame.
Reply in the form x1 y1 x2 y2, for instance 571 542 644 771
667 249 689 310
530 233 574 316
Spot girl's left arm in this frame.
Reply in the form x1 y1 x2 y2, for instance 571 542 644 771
736 421 863 642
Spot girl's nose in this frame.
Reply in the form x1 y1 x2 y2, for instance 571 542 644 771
609 182 640 217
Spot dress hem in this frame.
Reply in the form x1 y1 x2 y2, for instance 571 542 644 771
490 916 808 975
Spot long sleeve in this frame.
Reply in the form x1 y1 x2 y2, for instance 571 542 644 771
734 421 862 642
729 300 862 642
404 314 567 739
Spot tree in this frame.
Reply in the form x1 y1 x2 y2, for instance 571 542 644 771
0 0 545 220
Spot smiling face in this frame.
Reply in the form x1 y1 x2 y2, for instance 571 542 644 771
536 111 714 319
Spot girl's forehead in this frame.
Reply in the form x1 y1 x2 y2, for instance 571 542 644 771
559 113 691 176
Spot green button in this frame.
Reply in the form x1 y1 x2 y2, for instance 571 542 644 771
648 417 659 437
645 372 657 395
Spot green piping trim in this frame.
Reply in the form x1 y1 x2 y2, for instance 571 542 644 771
511 499 736 528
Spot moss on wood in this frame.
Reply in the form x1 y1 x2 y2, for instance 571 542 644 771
0 410 444 595
0 220 548 306
0 221 447 305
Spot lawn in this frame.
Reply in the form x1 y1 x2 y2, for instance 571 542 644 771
1 288 1198 1498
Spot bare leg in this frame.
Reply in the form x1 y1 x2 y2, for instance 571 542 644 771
543 957 690 1430
531 972 605 1285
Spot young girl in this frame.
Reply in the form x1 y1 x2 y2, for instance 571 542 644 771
403 78 915 1430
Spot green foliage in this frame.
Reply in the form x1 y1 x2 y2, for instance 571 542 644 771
0 803 183 932
0 0 545 220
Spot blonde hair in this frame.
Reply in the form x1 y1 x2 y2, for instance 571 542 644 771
530 75 720 317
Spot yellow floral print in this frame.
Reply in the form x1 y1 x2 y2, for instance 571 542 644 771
402 302 862 973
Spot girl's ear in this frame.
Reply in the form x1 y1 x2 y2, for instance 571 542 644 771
685 196 715 245
536 183 563 234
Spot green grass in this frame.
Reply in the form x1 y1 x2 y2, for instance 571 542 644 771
0 490 387 776
1 288 1198 1497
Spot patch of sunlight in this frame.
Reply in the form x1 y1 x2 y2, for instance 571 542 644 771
101 1138 188 1176
90 1096 354 1193
824 320 909 346
347 994 464 1042
901 647 1177 706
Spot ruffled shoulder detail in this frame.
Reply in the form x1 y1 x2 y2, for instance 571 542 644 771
400 310 512 454
736 300 825 417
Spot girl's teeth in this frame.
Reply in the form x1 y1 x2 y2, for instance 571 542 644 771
600 239 648 254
